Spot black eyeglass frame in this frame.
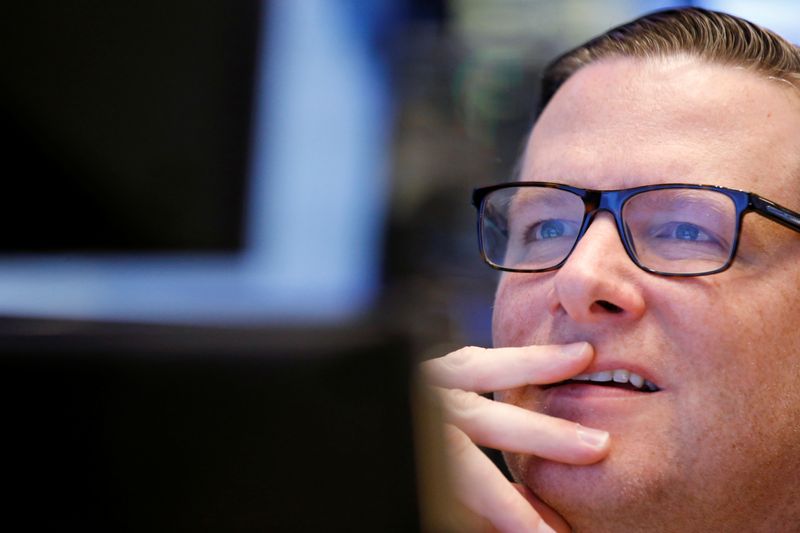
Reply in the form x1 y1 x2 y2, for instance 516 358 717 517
471 182 800 277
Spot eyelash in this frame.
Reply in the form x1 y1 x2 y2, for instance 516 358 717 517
523 219 579 243
650 222 719 244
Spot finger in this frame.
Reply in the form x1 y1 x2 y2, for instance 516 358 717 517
445 424 556 533
439 388 610 463
421 343 593 393
512 484 571 533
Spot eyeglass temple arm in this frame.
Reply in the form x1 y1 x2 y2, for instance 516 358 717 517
750 194 800 233
471 189 484 209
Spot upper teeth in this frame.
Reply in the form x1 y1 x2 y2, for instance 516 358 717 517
571 369 658 391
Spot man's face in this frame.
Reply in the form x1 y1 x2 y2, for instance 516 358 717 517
493 57 800 532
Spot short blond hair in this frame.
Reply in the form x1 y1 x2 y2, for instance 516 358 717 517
539 7 800 111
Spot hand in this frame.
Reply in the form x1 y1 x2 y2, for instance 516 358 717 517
421 343 611 533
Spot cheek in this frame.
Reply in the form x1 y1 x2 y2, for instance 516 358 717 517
663 270 800 379
662 270 800 451
492 274 551 348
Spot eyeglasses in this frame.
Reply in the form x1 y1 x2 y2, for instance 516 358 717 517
472 182 800 277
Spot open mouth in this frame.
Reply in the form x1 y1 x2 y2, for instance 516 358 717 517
545 369 660 393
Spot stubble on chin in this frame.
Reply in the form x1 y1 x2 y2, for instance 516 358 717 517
512 450 682 533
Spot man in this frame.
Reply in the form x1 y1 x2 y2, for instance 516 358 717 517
424 7 800 532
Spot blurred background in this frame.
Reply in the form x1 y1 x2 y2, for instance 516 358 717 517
0 0 798 357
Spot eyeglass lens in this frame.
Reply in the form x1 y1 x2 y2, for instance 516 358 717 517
481 186 738 274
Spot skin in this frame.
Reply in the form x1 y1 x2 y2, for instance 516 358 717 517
425 56 800 532
497 57 800 531
424 342 607 532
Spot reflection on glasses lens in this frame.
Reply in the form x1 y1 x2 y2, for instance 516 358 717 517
479 186 738 275
622 189 736 274
481 187 584 271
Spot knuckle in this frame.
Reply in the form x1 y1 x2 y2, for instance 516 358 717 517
443 424 473 456
442 346 488 389
445 388 483 418
420 346 484 388
443 346 478 369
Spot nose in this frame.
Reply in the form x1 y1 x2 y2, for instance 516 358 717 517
547 212 646 323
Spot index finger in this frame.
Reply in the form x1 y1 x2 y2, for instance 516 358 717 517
421 343 593 393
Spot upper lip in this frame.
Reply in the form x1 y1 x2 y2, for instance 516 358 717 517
554 359 664 391
535 334 666 389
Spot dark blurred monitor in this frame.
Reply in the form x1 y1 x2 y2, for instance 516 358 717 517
0 318 421 532
0 0 387 324
0 1 259 252
0 4 424 529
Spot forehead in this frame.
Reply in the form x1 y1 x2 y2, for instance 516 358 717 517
523 57 800 201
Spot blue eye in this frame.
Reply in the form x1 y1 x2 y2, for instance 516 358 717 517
539 220 566 239
674 223 700 241
651 222 716 244
523 219 579 244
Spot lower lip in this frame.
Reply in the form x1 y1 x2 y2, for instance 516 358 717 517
543 383 656 400
538 384 661 425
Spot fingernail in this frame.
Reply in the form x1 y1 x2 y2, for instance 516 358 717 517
576 424 610 449
564 341 592 359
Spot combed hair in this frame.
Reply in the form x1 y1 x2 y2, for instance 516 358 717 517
539 7 800 111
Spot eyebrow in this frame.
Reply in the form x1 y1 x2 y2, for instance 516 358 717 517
506 189 578 218
629 189 730 212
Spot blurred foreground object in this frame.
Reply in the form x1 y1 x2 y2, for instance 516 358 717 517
0 0 390 325
0 317 430 531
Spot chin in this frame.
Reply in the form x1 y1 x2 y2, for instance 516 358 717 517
505 436 679 532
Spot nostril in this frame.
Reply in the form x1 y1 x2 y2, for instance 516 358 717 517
595 300 623 313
